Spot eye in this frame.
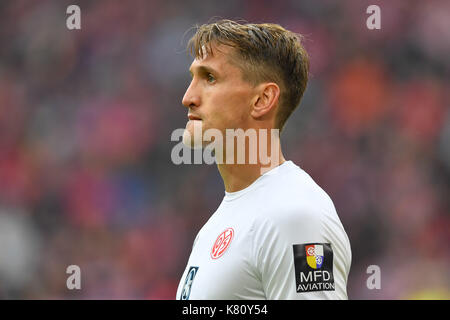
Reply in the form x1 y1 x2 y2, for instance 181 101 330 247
206 73 216 83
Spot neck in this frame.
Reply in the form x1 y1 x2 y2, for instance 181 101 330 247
216 135 286 193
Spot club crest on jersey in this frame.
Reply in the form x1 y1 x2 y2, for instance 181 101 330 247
293 243 335 293
211 227 234 259
306 244 324 269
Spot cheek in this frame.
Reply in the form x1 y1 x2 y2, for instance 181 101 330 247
226 92 252 126
203 97 226 128
206 86 252 129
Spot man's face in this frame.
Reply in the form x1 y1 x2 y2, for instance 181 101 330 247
182 44 256 147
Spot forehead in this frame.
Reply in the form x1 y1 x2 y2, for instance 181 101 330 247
189 44 241 74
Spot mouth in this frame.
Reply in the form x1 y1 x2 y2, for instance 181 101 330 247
188 114 202 121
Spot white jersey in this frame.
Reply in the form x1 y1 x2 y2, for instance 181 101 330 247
176 160 352 300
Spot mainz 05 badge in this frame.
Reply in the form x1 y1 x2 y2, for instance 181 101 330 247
292 243 335 292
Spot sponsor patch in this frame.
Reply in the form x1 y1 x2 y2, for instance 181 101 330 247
293 243 335 293
180 266 199 300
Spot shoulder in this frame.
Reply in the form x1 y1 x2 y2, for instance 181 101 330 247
253 162 337 230
244 161 348 251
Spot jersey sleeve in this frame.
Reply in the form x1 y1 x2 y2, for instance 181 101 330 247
251 204 350 300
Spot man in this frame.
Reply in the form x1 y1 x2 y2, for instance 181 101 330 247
176 20 351 299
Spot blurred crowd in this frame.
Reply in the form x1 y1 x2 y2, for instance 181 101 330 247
0 0 448 299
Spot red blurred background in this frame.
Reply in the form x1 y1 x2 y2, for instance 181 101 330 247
0 0 448 299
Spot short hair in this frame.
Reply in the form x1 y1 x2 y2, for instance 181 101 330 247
187 19 309 131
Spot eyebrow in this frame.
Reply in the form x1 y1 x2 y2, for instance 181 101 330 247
189 65 219 77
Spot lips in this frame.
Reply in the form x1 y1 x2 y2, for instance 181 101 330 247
188 114 202 120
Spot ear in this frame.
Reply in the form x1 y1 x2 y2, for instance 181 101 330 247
250 83 280 119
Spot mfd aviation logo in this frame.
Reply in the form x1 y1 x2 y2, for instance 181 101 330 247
211 227 234 259
293 243 335 293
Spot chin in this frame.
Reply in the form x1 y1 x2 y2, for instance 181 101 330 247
182 120 204 149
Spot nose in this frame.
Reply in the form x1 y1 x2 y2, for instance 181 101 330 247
182 80 200 109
